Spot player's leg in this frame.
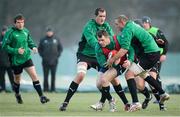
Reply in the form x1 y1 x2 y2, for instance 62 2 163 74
125 70 142 112
111 65 130 111
150 66 166 111
149 62 161 102
90 72 106 111
130 54 170 105
25 63 49 104
141 72 169 104
59 62 88 111
90 70 117 112
135 77 152 109
11 65 23 104
13 74 23 104
100 67 119 112
111 77 130 111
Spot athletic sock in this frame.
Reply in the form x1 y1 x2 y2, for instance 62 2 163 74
64 81 79 103
144 75 165 95
140 87 150 99
99 88 106 103
156 76 162 87
101 86 112 101
13 82 20 94
152 89 160 101
127 79 139 103
33 80 43 97
113 84 128 104
159 103 165 110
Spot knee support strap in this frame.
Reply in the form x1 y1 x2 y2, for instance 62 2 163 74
77 62 87 74
129 62 149 78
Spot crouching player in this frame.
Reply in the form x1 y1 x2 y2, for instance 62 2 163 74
91 30 135 111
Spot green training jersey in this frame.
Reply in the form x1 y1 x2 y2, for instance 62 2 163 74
77 19 114 57
117 21 160 55
2 27 36 66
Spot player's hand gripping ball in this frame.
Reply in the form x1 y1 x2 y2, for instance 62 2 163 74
108 50 120 65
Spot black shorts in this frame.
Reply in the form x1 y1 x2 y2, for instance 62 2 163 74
138 51 160 70
76 53 100 71
150 61 162 74
99 65 126 77
12 59 34 75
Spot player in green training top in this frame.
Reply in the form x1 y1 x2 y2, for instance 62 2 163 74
59 8 117 111
2 14 49 104
106 15 170 112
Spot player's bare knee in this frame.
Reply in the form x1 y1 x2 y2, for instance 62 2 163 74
96 79 102 89
111 78 120 86
14 79 20 84
125 70 134 80
14 75 21 84
136 83 145 91
96 83 102 89
100 76 108 86
149 71 157 79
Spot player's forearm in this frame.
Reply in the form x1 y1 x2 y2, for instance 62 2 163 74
113 48 128 61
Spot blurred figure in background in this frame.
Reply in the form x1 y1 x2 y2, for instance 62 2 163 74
38 27 63 92
2 14 49 104
142 16 169 111
0 25 14 93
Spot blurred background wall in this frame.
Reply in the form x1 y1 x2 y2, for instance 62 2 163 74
1 0 180 91
1 0 180 51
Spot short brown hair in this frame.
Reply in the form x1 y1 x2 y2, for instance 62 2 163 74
97 30 109 38
115 15 128 23
14 14 25 23
95 8 106 16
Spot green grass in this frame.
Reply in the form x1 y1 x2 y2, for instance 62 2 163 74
0 92 180 116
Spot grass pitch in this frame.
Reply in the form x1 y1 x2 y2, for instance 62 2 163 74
0 92 180 116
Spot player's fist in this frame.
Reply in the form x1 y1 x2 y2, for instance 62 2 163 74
160 55 166 62
122 60 131 68
108 50 120 65
156 39 164 45
18 47 25 55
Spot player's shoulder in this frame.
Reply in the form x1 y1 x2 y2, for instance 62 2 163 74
23 27 30 33
83 19 97 32
95 43 102 52
103 21 111 27
85 19 96 28
6 27 14 33
4 27 16 36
